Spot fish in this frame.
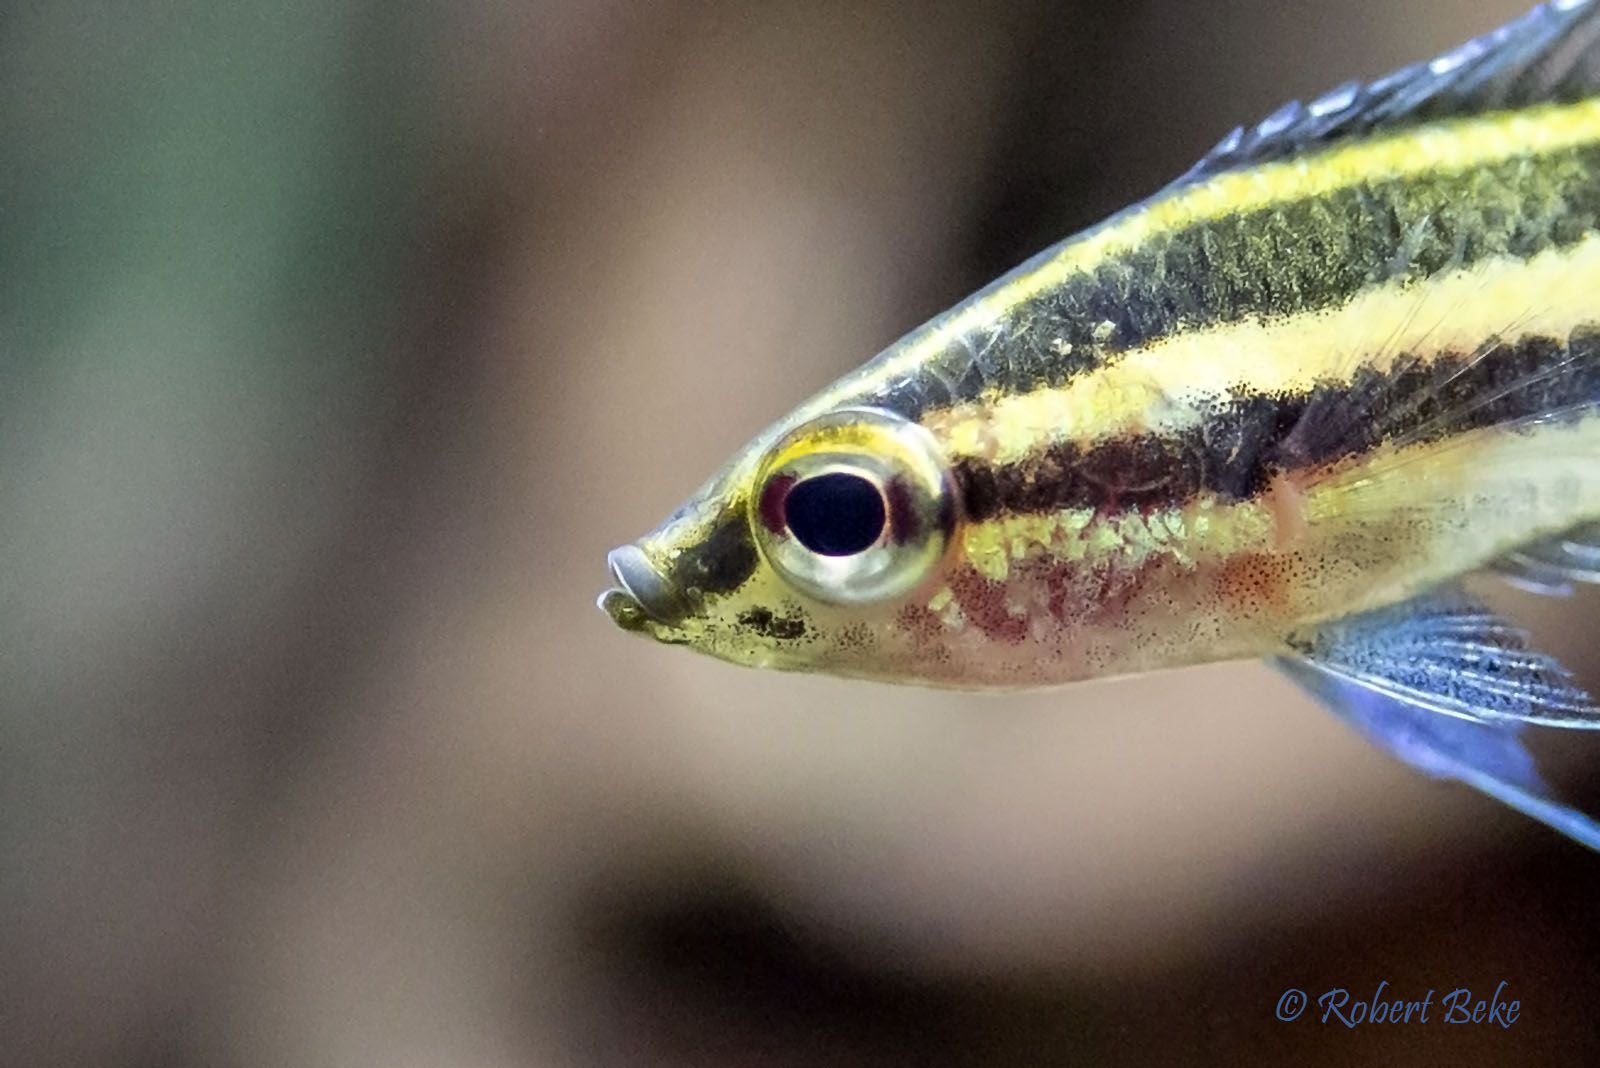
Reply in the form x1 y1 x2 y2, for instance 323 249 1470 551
600 1 1600 848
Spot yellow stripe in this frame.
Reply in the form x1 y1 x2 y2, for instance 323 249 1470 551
803 98 1600 420
648 99 1600 560
938 414 1600 631
924 231 1600 463
955 492 1281 583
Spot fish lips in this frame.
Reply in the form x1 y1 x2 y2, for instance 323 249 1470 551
600 544 691 631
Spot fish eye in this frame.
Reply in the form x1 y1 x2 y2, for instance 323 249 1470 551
750 407 956 605
784 472 886 556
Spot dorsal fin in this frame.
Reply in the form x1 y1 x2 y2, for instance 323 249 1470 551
1177 0 1600 185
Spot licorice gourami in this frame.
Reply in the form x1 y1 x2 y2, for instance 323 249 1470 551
602 1 1600 848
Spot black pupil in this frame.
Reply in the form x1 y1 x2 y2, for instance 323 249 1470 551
784 472 886 556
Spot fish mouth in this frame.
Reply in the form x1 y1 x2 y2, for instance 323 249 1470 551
598 545 691 633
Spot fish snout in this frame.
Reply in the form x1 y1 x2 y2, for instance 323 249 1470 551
601 544 689 628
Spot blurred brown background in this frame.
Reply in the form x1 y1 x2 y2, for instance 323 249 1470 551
4 0 1599 1065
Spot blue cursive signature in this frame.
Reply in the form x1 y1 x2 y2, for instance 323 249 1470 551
1275 981 1519 1027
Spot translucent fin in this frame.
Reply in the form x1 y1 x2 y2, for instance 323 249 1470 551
1285 315 1600 484
1492 521 1600 594
1307 404 1600 533
1284 589 1600 729
1383 336 1600 455
1177 0 1600 185
1275 655 1600 850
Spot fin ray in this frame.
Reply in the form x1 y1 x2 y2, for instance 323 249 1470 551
1287 323 1600 491
1178 0 1600 185
1277 655 1600 851
1493 521 1600 592
1285 590 1600 728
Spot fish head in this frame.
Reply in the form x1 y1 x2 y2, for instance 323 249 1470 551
599 404 962 681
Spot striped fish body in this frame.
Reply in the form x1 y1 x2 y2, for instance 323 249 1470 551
602 1 1600 690
875 99 1600 685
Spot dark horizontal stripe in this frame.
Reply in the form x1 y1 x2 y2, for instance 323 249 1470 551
664 503 759 602
867 142 1600 421
954 327 1600 522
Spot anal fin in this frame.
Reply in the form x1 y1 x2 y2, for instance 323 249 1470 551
1275 656 1600 851
1275 588 1600 849
1283 589 1599 729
